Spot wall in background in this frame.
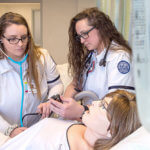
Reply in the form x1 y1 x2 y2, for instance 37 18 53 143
42 0 97 64
0 1 97 64
0 1 132 64
0 3 40 35
42 0 77 64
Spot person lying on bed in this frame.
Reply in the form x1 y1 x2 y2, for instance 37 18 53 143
0 90 141 150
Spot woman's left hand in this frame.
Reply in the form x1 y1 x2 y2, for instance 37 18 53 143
36 101 51 119
10 127 27 138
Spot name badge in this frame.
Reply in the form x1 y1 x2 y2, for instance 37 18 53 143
24 81 37 93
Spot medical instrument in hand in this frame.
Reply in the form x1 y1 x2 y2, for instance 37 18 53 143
49 94 63 117
22 94 63 122
0 47 28 127
51 94 63 103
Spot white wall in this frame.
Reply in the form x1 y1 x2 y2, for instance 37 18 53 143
42 0 97 64
0 3 40 34
77 0 97 12
42 0 77 64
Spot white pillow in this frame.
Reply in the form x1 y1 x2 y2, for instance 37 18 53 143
56 63 72 91
111 126 150 150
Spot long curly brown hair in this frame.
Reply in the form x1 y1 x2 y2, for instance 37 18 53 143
0 12 43 99
68 7 132 84
94 90 141 150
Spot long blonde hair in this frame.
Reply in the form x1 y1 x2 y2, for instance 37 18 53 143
94 90 141 150
0 12 43 99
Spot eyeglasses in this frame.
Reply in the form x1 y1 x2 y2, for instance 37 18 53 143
101 99 108 111
2 35 29 45
76 26 95 41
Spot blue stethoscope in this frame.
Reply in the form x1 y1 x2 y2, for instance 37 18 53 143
0 48 28 127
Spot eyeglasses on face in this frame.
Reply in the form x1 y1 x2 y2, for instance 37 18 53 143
2 35 29 45
101 98 108 111
76 26 95 41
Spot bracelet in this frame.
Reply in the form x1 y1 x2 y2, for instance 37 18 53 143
80 105 89 119
4 124 18 136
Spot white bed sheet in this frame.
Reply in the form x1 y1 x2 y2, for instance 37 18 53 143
0 118 76 150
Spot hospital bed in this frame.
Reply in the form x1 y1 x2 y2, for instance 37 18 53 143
57 63 150 150
1 62 150 149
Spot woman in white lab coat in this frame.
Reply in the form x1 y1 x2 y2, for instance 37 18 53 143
39 7 135 121
0 12 63 138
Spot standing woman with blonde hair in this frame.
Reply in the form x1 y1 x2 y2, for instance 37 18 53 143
0 12 63 138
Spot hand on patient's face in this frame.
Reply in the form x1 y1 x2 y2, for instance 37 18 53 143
50 96 84 120
10 127 27 138
36 101 51 119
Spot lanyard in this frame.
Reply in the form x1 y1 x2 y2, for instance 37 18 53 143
8 54 28 127
77 51 95 91
0 48 28 126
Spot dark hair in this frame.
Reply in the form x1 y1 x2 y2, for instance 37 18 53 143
68 7 132 84
0 12 43 99
94 90 141 150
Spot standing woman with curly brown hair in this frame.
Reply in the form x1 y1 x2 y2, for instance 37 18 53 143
0 12 63 138
41 7 135 121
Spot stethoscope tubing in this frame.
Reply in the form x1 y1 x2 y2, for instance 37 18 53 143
0 47 28 127
8 54 28 127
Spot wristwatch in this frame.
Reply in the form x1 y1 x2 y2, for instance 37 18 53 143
4 124 18 136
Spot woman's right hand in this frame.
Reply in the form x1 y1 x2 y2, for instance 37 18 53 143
50 96 84 120
36 101 51 119
10 127 27 138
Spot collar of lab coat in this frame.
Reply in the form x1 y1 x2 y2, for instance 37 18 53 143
0 58 13 75
0 58 28 77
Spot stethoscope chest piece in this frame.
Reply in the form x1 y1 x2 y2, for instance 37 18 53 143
99 58 106 67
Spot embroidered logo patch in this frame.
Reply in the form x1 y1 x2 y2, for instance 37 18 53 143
117 60 130 74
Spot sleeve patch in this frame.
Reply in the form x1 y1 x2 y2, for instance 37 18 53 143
117 60 130 74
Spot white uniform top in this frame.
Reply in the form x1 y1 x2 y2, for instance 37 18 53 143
0 118 76 150
83 44 135 105
0 48 63 133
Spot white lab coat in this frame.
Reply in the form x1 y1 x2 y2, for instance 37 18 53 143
0 48 63 134
83 43 135 105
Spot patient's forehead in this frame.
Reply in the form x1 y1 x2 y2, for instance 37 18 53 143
92 96 112 107
103 97 112 104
